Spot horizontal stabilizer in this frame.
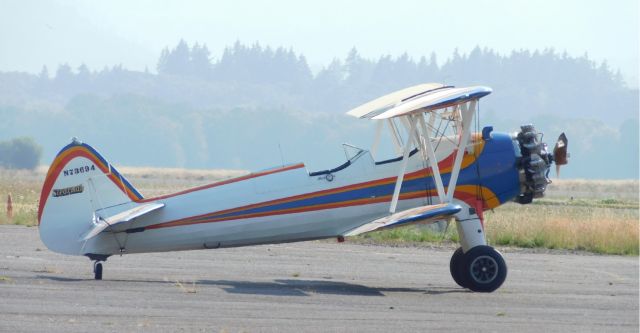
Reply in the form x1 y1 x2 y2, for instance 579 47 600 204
344 203 461 237
81 202 164 241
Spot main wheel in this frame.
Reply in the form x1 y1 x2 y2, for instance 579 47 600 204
449 247 467 288
94 262 103 280
462 245 507 292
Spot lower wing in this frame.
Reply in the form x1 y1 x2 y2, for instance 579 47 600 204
344 203 461 237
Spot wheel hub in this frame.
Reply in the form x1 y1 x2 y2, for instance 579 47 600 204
469 255 498 284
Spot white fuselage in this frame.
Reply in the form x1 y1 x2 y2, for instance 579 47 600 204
85 150 429 255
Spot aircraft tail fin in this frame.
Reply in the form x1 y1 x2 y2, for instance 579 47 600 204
38 139 144 255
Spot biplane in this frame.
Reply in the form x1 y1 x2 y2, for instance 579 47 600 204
38 83 567 292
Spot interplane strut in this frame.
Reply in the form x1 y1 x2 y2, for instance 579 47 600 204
387 100 477 213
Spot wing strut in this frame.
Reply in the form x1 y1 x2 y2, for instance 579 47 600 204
389 116 417 213
350 85 487 214
387 119 404 156
445 100 476 201
388 100 478 213
417 114 446 203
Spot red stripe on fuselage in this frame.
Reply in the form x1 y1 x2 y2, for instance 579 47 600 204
145 183 498 231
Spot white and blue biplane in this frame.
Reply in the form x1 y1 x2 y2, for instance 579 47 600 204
38 84 567 292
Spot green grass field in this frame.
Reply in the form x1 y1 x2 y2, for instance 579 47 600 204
0 167 637 255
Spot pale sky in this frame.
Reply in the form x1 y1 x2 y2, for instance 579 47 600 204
1 0 638 87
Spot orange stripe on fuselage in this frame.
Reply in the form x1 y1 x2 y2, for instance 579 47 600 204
175 138 486 222
145 184 499 231
145 190 429 230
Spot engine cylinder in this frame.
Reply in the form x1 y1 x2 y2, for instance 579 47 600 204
513 124 553 204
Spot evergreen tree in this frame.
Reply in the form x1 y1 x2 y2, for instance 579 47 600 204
53 63 74 93
55 63 73 81
344 47 373 87
38 66 49 80
190 43 212 79
76 63 91 87
314 59 345 88
157 47 170 74
157 39 191 76
0 137 42 170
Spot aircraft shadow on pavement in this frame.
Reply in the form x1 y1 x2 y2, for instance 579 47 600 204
38 275 85 282
36 276 465 297
194 279 465 297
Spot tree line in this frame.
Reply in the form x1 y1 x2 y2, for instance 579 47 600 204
0 137 42 170
2 40 634 123
0 40 637 177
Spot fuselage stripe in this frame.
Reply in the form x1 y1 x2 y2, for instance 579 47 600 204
145 181 498 231
40 135 502 232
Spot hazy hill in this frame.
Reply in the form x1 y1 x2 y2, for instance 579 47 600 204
0 41 637 178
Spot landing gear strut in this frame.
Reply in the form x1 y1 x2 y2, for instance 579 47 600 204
451 205 508 292
449 245 507 292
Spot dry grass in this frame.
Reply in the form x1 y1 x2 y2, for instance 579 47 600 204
347 181 639 255
0 166 637 255
174 280 198 294
118 166 246 180
0 168 41 226
0 276 14 283
545 179 639 201
358 222 459 245
485 202 638 255
118 166 247 198
163 277 197 293
0 166 246 225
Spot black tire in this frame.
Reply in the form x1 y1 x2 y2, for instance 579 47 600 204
449 247 468 288
94 263 103 280
461 245 507 292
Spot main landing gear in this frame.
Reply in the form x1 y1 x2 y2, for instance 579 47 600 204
450 206 507 292
450 245 507 292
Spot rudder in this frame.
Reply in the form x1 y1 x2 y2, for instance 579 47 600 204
38 139 143 255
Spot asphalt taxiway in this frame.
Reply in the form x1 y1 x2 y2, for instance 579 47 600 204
0 225 637 332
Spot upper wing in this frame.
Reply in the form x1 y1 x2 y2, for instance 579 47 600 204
343 203 461 237
346 83 446 119
81 202 165 241
371 86 492 120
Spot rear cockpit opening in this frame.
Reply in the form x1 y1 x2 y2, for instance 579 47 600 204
308 143 368 177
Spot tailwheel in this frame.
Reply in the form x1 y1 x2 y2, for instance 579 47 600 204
461 245 507 292
449 247 468 288
93 261 103 280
